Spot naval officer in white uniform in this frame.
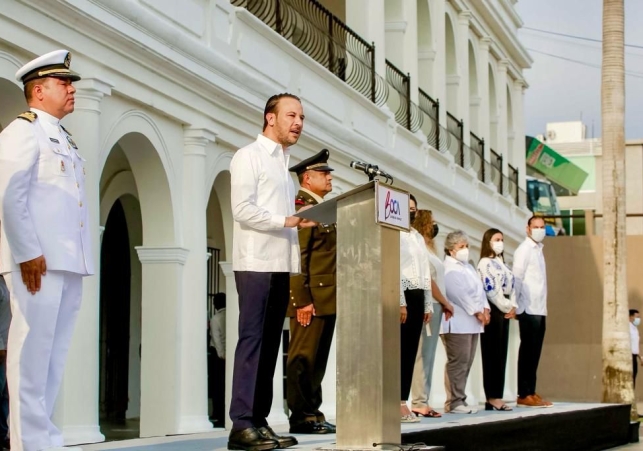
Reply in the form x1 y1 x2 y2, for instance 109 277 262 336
0 50 93 451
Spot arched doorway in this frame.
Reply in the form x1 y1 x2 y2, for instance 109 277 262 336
99 141 144 440
417 0 434 93
445 12 458 115
468 41 480 134
0 77 26 131
99 199 131 424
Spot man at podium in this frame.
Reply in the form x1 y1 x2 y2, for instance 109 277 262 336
287 149 337 435
228 93 315 451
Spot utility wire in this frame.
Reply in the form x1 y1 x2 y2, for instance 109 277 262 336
526 48 643 79
522 26 643 50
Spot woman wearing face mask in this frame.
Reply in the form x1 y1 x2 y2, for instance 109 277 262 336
477 228 517 411
409 210 454 418
441 231 490 414
399 195 433 422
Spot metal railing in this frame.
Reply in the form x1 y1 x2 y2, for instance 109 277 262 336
470 132 485 182
489 148 503 194
418 89 441 151
385 60 421 132
233 0 526 207
207 247 221 317
445 112 463 161
232 0 388 105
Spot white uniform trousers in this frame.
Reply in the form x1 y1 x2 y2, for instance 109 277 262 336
6 271 83 451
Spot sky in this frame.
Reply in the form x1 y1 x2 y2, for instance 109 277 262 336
515 0 643 140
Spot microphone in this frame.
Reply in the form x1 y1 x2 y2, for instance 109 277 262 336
350 161 394 183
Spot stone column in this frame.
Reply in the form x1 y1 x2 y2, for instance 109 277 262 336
478 37 492 160
458 11 472 146
346 0 386 76
513 79 527 188
220 262 237 431
497 59 509 176
136 246 189 437
175 128 217 434
433 0 447 125
54 77 112 446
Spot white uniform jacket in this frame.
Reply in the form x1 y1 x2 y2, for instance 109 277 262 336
0 108 93 275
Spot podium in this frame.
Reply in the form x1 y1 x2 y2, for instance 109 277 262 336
296 181 410 449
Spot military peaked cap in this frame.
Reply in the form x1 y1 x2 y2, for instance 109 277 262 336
289 148 334 175
16 49 81 84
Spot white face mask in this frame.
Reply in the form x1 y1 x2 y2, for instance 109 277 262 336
491 241 504 255
454 248 469 263
634 317 641 327
531 228 546 243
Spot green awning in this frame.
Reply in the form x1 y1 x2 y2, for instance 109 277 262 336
525 136 589 195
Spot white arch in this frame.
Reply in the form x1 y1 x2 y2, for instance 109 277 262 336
101 111 177 244
205 150 234 199
100 170 140 226
0 51 24 85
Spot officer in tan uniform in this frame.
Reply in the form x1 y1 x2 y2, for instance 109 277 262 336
286 149 337 435
0 50 91 451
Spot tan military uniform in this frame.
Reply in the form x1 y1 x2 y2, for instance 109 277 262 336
286 189 337 426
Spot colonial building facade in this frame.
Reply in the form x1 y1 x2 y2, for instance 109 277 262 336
0 0 531 445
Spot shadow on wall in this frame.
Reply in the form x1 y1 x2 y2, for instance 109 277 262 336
539 235 643 402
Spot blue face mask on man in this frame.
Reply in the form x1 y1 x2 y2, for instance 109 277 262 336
635 317 641 327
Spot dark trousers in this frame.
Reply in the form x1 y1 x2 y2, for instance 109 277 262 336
481 303 511 400
230 271 290 430
286 314 336 425
517 313 547 398
633 355 638 388
208 349 226 423
0 358 7 440
401 289 425 400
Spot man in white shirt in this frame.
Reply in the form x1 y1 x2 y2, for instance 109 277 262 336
513 216 552 408
228 93 315 451
630 309 641 388
0 50 92 451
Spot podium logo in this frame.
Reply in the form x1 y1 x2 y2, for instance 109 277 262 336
376 184 410 231
384 190 401 220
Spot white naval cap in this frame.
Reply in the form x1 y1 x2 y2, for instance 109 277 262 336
15 49 81 84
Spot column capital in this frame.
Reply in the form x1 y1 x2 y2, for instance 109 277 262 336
480 36 493 50
458 10 473 25
219 261 233 277
184 126 217 149
497 59 510 73
418 50 437 62
136 246 190 265
74 77 114 100
385 21 407 32
513 78 528 89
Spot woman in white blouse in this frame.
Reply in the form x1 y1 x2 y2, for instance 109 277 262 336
409 210 454 418
441 231 490 414
400 196 433 422
477 228 517 411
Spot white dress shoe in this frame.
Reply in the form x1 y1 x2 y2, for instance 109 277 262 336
449 405 478 414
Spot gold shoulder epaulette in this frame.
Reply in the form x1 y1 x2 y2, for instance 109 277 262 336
60 124 72 135
17 111 37 122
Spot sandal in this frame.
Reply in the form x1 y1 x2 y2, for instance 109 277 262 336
412 409 442 418
401 414 421 423
485 402 513 411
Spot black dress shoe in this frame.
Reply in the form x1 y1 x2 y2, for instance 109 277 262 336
289 420 331 434
258 426 298 448
228 427 279 451
321 421 336 433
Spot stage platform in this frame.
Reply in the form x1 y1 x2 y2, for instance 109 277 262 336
82 402 634 451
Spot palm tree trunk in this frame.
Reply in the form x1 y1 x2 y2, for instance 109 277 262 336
601 0 634 419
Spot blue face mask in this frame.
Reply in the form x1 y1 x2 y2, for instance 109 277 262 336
635 317 641 327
